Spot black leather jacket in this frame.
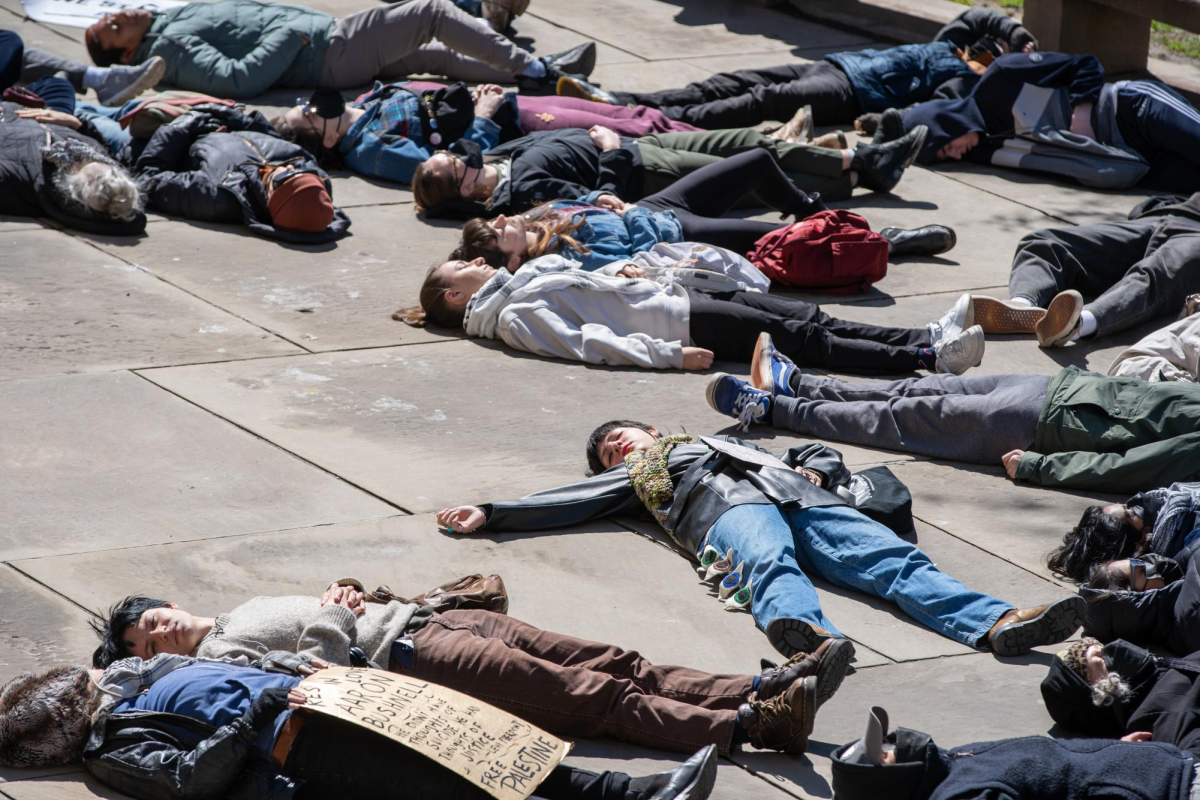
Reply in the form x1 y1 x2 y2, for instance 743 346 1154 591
83 708 296 800
482 435 851 555
1082 543 1200 656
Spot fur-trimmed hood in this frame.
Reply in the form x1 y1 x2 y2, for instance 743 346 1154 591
0 666 94 768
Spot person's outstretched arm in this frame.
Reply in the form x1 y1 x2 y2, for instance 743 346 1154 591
501 306 686 369
438 469 646 534
1008 433 1200 492
935 7 1029 51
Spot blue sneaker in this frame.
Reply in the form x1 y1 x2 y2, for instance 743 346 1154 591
750 332 797 398
706 374 771 431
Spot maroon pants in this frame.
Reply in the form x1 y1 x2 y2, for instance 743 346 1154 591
401 609 750 755
516 95 702 136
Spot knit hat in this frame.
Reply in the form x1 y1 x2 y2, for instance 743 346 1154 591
0 666 94 768
267 172 335 233
1060 636 1103 682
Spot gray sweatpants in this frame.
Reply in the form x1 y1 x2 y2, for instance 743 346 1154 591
770 372 1050 464
1009 214 1200 338
318 0 535 89
20 47 88 92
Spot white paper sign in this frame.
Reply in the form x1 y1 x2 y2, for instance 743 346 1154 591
21 0 186 28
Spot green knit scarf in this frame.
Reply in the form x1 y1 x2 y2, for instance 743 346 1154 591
625 434 695 535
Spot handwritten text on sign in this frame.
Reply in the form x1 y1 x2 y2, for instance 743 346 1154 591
298 668 571 800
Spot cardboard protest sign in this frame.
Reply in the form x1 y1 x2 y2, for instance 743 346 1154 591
298 668 571 800
21 0 186 29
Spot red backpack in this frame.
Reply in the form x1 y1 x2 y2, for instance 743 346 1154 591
746 209 888 294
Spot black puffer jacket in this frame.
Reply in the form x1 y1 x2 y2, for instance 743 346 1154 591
1082 544 1200 656
0 102 146 235
134 116 350 244
427 128 643 219
83 709 296 800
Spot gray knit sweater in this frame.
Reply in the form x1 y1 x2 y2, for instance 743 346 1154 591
193 595 427 668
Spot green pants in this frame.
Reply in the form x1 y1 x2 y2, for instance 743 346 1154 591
634 128 852 201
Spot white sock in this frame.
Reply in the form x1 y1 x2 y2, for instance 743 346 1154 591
1073 309 1098 340
83 65 108 90
520 59 546 79
1008 296 1034 308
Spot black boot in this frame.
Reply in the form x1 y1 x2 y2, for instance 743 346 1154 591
881 225 957 258
625 745 717 800
872 107 905 144
517 42 597 95
851 124 927 193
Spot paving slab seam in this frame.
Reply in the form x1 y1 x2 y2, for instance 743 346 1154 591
131 370 419 515
523 12 649 63
1 562 98 620
917 166 1083 229
0 4 78 46
130 349 360 375
61 230 316 354
5 514 408 564
718 755 811 800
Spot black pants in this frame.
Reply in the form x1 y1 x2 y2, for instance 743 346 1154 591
639 148 815 255
1009 215 1200 338
1115 81 1200 194
286 712 631 799
614 61 859 129
686 289 932 373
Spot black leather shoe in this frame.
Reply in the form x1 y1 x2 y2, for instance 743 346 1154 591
544 41 597 78
880 224 957 258
626 745 717 800
851 124 927 193
872 107 905 144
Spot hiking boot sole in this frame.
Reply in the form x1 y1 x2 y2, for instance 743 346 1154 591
766 617 826 658
971 296 1045 335
1035 290 1083 347
815 638 855 708
990 596 1085 658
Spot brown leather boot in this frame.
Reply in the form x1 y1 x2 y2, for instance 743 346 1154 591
740 676 817 754
811 130 848 149
759 638 855 708
988 596 1085 657
768 103 814 143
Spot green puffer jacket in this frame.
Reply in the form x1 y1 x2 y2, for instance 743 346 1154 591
131 0 334 99
1016 366 1200 492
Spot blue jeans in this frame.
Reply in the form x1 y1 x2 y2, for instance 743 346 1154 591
704 504 1012 648
74 100 140 155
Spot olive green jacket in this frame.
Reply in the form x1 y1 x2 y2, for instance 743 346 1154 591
132 0 334 99
1016 366 1200 492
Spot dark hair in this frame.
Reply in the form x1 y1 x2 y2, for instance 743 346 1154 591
86 29 125 68
458 205 589 270
1087 560 1134 593
90 595 170 668
270 112 344 170
854 112 882 137
1047 506 1141 584
393 262 463 329
585 419 655 476
412 154 461 213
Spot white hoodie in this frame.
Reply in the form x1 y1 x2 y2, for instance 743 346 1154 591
463 243 767 369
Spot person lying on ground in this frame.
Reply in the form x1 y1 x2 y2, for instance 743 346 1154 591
83 0 595 100
396 251 984 375
898 49 1200 192
1 28 164 107
1078 545 1200 656
1046 482 1200 583
447 149 954 272
706 330 1200 493
412 123 929 217
273 82 703 184
91 583 854 756
1108 295 1200 383
134 110 350 243
552 7 1035 130
436 420 1085 659
1041 636 1200 757
0 657 719 800
0 97 145 235
949 195 1200 348
829 702 1196 800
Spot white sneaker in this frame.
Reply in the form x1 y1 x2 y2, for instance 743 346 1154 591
934 325 985 375
927 293 974 347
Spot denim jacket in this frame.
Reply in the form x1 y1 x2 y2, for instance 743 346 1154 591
339 82 501 184
554 193 684 271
